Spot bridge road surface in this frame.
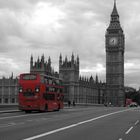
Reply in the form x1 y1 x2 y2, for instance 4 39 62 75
0 107 139 140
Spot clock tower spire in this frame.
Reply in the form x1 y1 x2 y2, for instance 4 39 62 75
105 1 125 106
107 0 123 33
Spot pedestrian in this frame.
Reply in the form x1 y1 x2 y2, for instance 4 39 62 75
73 100 75 106
68 100 71 107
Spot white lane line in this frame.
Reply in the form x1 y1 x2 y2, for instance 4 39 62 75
135 120 139 125
0 110 19 113
23 108 134 140
125 126 133 135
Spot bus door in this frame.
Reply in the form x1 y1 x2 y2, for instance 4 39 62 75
44 86 58 110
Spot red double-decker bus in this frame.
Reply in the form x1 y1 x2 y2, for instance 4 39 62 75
18 73 64 113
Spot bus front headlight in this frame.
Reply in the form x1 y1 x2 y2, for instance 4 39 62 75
35 87 40 93
19 88 23 93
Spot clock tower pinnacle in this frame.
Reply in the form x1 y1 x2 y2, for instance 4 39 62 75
105 0 125 106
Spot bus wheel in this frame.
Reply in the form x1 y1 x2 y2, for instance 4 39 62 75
57 105 60 111
25 110 31 113
45 105 48 112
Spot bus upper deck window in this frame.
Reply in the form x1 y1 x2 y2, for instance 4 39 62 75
22 74 37 80
40 76 44 83
60 89 63 93
46 87 49 92
49 79 52 84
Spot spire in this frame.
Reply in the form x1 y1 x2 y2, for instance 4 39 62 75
59 53 62 65
65 56 68 62
41 54 44 63
77 55 79 64
37 56 40 62
59 53 62 69
90 76 93 82
71 53 74 62
30 54 33 64
48 56 51 65
30 54 33 69
106 0 123 33
31 54 33 61
111 0 119 17
95 74 98 84
10 72 13 79
37 56 40 68
59 53 62 60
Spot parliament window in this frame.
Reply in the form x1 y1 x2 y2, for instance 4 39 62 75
11 98 15 103
4 98 8 103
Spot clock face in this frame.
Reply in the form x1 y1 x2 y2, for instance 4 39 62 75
109 37 118 46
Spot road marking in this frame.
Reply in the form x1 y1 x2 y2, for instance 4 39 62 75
135 120 139 125
0 110 19 113
0 122 16 128
118 138 123 140
0 117 50 128
23 108 134 140
125 126 133 135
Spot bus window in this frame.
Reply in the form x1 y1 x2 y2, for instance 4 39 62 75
56 80 59 85
46 87 49 92
46 87 55 92
49 87 53 92
60 88 63 93
57 94 60 100
60 95 64 101
45 94 55 100
48 79 52 84
52 80 55 85
59 80 62 86
44 79 48 83
54 88 59 93
40 75 45 83
22 74 37 80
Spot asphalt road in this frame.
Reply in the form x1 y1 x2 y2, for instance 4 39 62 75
0 107 139 140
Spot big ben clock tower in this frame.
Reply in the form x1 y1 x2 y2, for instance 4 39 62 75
105 0 125 106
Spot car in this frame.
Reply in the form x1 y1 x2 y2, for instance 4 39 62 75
129 102 138 107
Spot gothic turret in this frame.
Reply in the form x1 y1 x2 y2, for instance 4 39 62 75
77 55 79 68
95 74 98 84
30 55 54 76
59 53 62 69
59 54 79 82
59 54 79 71
48 56 51 66
30 55 33 69
41 54 44 63
71 53 74 64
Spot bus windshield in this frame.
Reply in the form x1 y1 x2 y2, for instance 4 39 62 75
22 74 37 80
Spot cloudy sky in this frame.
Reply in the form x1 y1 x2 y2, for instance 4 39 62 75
0 0 140 89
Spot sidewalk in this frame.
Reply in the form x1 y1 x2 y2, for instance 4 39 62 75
0 109 20 113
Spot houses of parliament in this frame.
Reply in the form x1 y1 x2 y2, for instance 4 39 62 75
0 1 126 106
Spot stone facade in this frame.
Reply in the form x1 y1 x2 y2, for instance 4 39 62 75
59 54 105 104
0 75 18 104
105 1 125 106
